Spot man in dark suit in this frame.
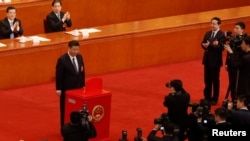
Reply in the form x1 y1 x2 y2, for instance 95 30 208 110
201 17 226 105
46 0 72 33
56 40 85 127
0 6 23 39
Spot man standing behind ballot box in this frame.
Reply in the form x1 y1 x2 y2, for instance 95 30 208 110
56 40 85 127
46 0 72 33
0 6 23 39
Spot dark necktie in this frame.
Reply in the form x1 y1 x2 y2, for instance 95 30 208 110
72 58 78 73
210 32 215 40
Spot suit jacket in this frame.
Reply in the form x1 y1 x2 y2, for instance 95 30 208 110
46 11 72 33
0 17 23 39
56 53 85 93
201 30 226 67
228 109 250 126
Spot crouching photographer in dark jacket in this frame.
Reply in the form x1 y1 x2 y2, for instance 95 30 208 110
187 99 215 141
61 111 97 141
147 122 179 141
163 79 190 141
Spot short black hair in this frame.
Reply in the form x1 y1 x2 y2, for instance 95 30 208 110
68 40 80 48
211 17 221 25
70 111 81 124
6 6 16 13
52 0 62 6
237 95 249 106
235 21 246 30
166 79 183 91
214 107 228 119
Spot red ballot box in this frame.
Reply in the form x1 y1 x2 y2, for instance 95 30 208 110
65 78 112 141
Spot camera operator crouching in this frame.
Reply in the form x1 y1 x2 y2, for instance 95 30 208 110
163 79 190 141
61 109 97 141
147 122 180 141
187 99 215 141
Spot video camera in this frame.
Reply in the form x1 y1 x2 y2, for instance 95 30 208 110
189 99 211 117
222 99 237 110
153 112 170 126
79 103 89 127
225 30 246 49
134 128 143 141
119 130 128 141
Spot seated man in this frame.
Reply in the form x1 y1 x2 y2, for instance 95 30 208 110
61 111 97 141
46 0 72 33
0 6 23 39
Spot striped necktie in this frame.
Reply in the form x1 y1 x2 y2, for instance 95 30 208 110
72 58 78 73
10 21 14 39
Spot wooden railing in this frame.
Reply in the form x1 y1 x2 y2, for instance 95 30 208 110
0 0 249 35
1 6 250 89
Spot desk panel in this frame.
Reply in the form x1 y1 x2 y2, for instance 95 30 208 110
1 6 250 89
0 0 250 36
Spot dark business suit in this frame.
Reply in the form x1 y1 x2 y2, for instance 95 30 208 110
201 30 226 103
46 11 72 33
0 17 23 39
56 53 85 126
227 109 250 126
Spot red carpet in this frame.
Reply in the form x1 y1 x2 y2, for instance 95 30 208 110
0 58 228 141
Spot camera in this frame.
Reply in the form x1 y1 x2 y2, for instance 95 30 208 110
222 99 237 110
119 130 128 141
79 103 89 127
154 112 170 126
226 31 246 50
134 128 143 141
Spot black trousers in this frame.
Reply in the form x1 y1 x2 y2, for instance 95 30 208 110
203 65 221 102
60 92 66 127
227 67 238 101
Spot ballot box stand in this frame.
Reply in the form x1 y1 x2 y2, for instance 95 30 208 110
65 78 111 141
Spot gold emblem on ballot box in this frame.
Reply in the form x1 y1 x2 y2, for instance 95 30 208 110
92 105 104 122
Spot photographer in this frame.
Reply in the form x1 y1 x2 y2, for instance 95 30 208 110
224 22 246 101
163 79 190 141
226 95 250 126
224 32 250 97
187 99 215 141
61 111 97 141
147 123 179 141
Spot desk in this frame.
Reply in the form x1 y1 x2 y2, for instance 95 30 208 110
1 6 250 89
0 0 249 35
